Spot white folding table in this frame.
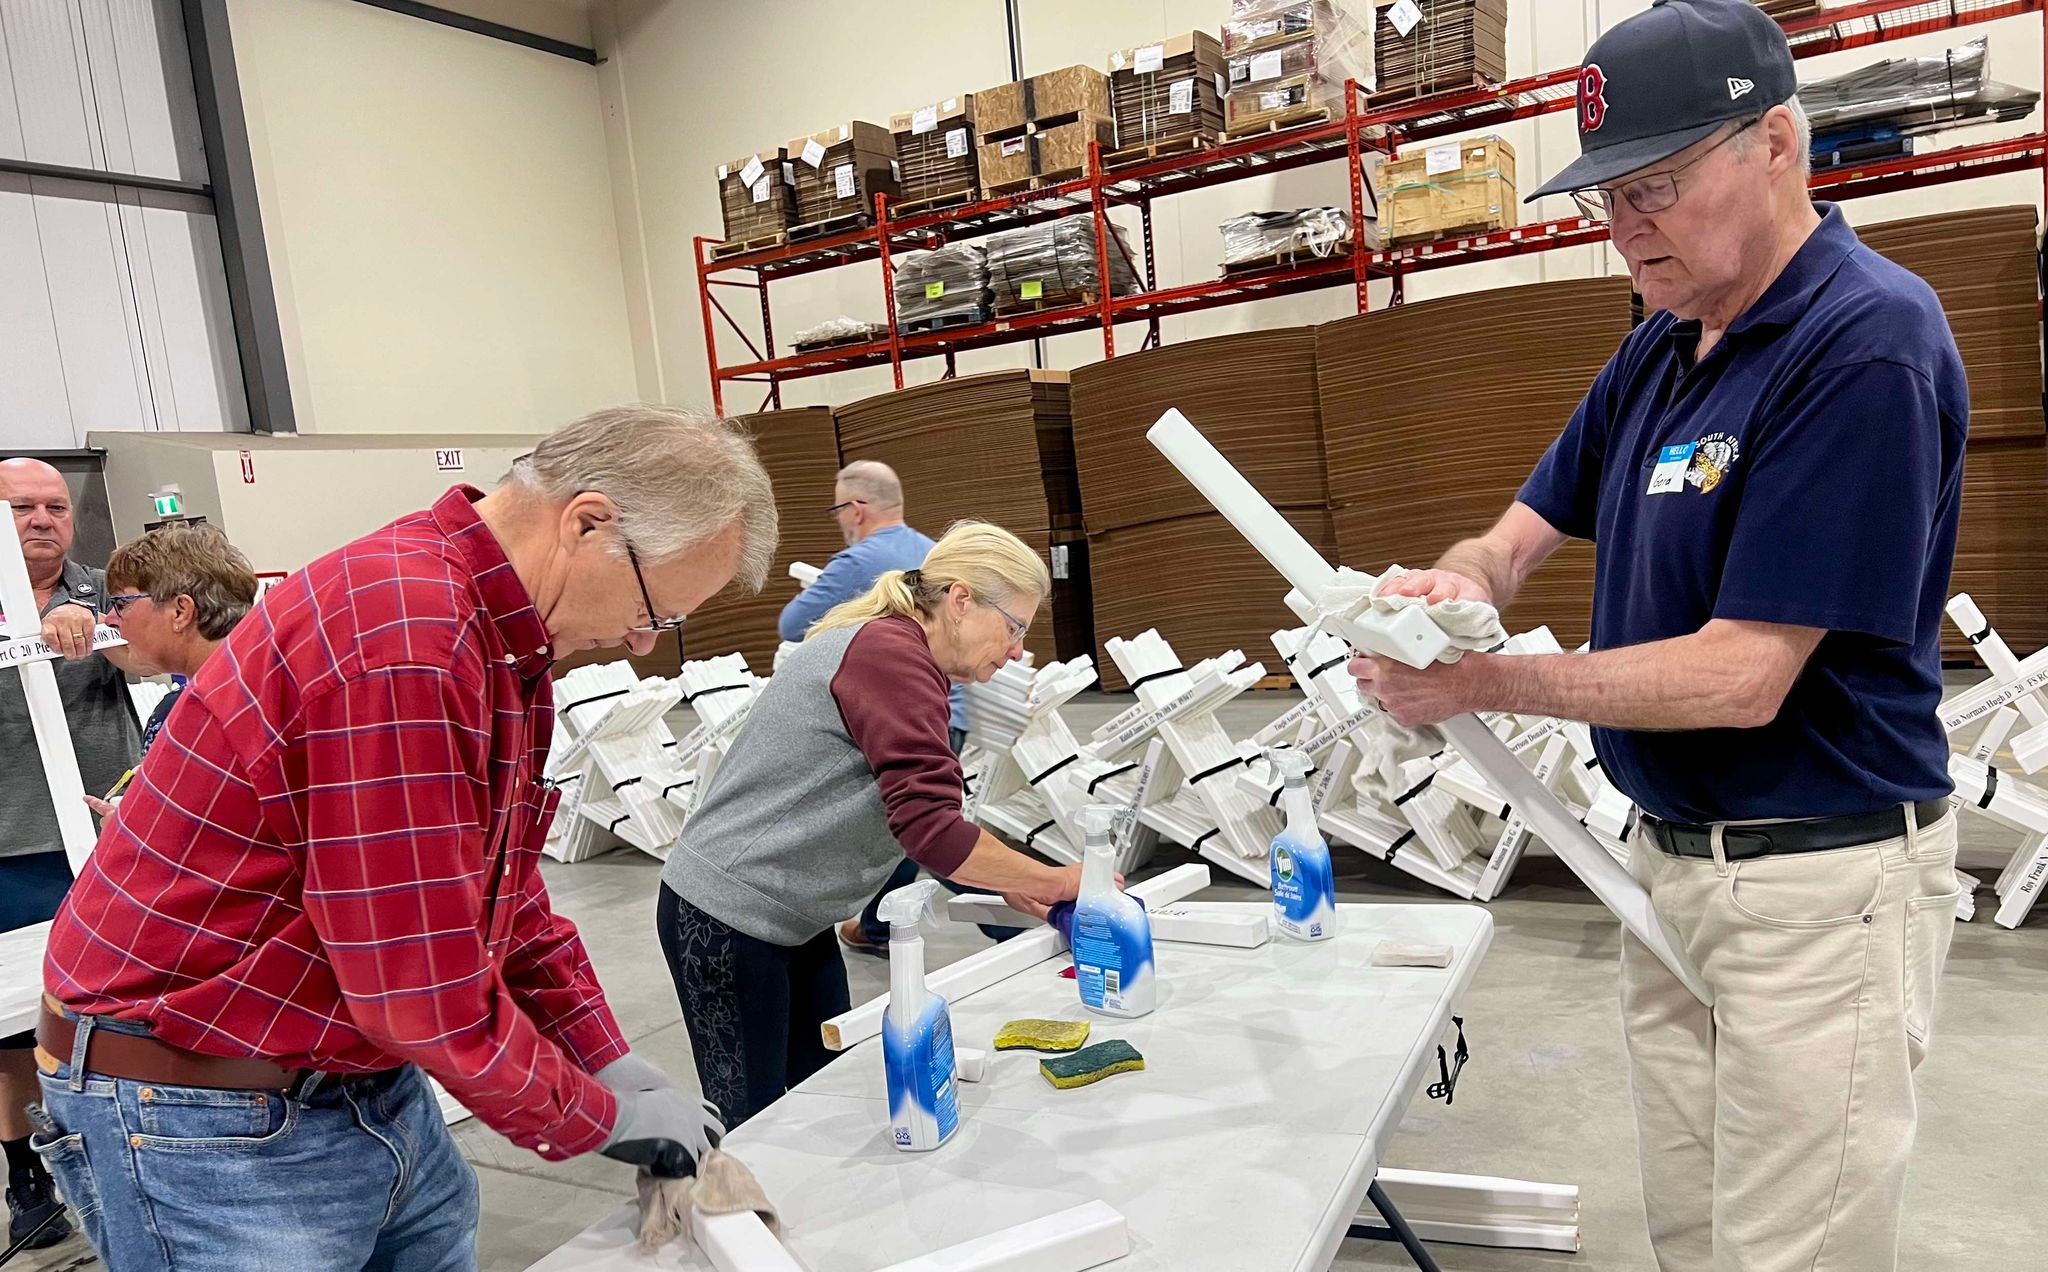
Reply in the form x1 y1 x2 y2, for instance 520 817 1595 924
529 900 1492 1272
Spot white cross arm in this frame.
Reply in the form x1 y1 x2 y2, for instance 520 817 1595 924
1145 407 1712 1006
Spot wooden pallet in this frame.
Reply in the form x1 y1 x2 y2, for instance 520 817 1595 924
994 290 1098 317
1248 674 1301 693
981 168 1086 198
1104 133 1218 170
1221 245 1353 277
1222 108 1331 142
787 211 871 243
1387 221 1512 250
1368 72 1496 109
902 309 991 336
893 187 980 217
709 230 787 260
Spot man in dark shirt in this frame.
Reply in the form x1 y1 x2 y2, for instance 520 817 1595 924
1349 5 1964 1268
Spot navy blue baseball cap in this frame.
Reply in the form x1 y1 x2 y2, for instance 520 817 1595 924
1528 0 1798 200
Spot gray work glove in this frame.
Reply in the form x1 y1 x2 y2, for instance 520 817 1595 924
594 1051 675 1095
600 1085 724 1179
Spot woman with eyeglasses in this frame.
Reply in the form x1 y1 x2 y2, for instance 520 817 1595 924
656 520 1086 1127
84 525 260 814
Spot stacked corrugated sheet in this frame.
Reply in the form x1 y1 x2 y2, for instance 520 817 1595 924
833 371 1089 664
1318 276 1635 647
679 407 843 675
1859 205 2048 654
984 215 1141 311
890 97 979 208
1090 509 1338 690
894 242 989 328
716 148 797 245
1071 330 1327 687
1370 0 1508 104
786 122 898 228
1107 32 1226 156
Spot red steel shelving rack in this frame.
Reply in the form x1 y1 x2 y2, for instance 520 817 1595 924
694 0 2047 413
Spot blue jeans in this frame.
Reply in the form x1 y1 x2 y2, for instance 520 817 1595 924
32 1055 477 1271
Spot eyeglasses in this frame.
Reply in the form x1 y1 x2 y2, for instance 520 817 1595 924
825 499 867 518
1570 117 1759 221
625 544 686 634
102 594 148 617
984 598 1029 642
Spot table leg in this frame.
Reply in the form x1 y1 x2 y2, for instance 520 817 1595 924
1358 1181 1445 1272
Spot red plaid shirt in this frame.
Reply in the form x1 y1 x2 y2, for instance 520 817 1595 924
45 488 627 1159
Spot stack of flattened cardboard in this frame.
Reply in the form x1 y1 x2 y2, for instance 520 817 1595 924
976 64 1117 195
833 371 1090 663
1370 0 1508 104
890 96 979 209
716 147 798 245
1222 0 1374 135
1317 276 1635 648
786 122 899 229
1071 329 1328 687
1107 32 1226 159
1859 205 2048 653
680 407 843 674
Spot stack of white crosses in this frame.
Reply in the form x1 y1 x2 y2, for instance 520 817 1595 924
541 652 766 864
1244 618 1635 902
1939 593 2048 928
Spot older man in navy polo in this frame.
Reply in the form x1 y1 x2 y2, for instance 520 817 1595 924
1349 4 1966 1269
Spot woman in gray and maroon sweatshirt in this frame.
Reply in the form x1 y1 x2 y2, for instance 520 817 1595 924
657 521 1083 1126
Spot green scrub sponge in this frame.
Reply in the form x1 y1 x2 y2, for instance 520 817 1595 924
994 1019 1092 1052
1038 1039 1145 1089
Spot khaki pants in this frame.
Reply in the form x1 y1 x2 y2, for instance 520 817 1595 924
1620 806 1960 1272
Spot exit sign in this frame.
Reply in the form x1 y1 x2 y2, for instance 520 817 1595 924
152 493 182 518
435 449 464 472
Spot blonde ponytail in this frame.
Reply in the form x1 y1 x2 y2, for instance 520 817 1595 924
807 520 1051 638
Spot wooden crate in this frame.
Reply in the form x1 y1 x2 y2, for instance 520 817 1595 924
977 64 1114 139
978 116 1116 195
1378 135 1516 245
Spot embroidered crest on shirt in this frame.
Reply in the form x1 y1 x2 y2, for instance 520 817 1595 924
1686 433 1741 493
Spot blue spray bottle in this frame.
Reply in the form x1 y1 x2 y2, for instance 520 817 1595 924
1270 749 1335 941
1066 804 1156 1017
878 879 960 1151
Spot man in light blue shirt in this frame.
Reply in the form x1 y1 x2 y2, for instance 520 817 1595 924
781 463 999 953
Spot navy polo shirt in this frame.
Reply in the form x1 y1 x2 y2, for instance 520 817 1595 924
1517 204 1966 824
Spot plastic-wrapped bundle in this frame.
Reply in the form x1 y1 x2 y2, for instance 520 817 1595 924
984 215 1141 309
793 315 883 348
1801 39 2039 140
1221 208 1353 266
1221 0 1376 133
895 242 990 326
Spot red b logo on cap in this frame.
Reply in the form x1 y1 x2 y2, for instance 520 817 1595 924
1579 64 1608 132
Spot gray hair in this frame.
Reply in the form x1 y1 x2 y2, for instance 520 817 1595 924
510 404 777 591
835 460 905 512
106 523 258 641
1743 94 1811 181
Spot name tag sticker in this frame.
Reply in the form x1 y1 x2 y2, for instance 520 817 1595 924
1647 442 1696 495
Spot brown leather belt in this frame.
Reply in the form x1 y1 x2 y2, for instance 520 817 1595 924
36 996 305 1091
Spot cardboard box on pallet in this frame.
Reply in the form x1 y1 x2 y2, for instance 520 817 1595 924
1107 32 1226 156
978 116 1117 196
714 147 797 245
1219 1 1373 136
890 96 980 209
784 121 900 228
1377 134 1516 244
977 64 1114 139
1371 0 1508 104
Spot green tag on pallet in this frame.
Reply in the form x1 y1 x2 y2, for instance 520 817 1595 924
925 281 945 299
1021 280 1043 300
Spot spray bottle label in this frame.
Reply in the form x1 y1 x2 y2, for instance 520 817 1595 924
1272 834 1335 939
884 998 959 1146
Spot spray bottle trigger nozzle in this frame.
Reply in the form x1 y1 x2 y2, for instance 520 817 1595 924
878 879 944 931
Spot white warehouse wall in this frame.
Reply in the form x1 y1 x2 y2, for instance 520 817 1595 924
227 0 639 435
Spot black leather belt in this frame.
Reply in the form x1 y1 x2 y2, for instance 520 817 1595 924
1641 799 1951 861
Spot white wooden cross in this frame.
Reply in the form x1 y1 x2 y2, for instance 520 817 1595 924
1941 594 2048 929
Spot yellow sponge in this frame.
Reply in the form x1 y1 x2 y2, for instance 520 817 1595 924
1039 1040 1145 1089
993 1019 1091 1052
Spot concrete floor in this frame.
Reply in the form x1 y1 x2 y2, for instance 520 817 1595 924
19 690 2048 1270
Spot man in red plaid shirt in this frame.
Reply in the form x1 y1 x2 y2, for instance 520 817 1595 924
32 405 776 1270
